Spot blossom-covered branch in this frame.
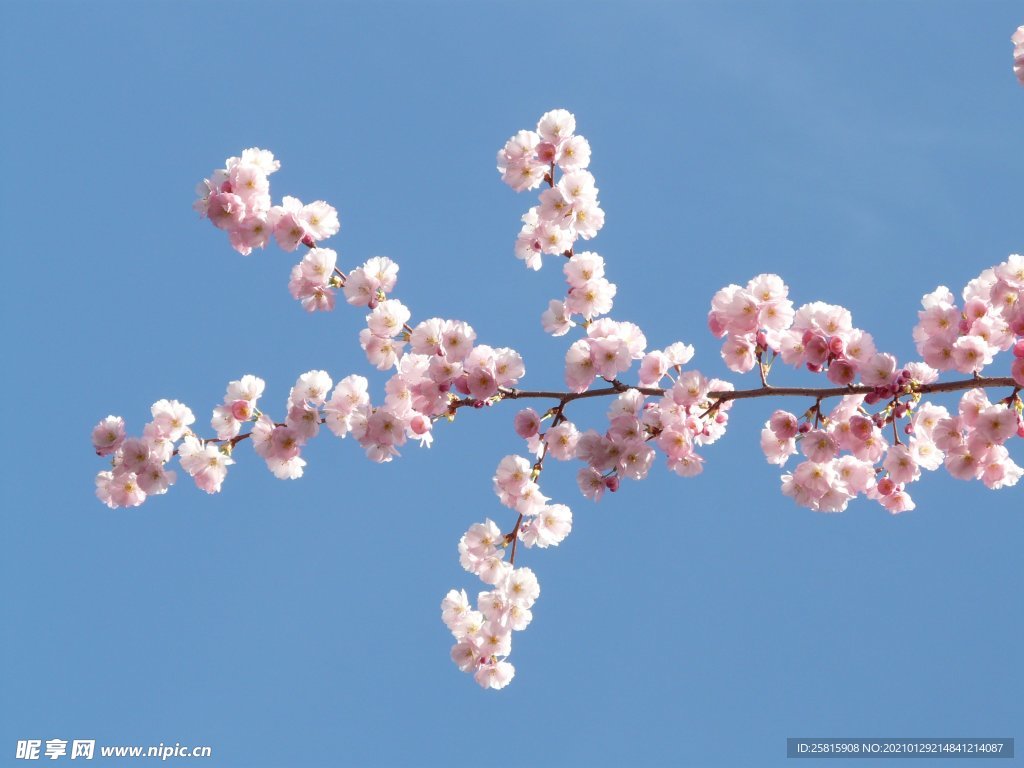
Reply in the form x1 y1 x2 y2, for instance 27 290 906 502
93 31 1024 689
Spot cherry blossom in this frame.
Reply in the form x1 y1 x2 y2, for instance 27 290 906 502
97 87 1024 690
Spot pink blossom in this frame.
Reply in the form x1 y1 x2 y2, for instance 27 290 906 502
513 408 541 439
768 410 799 439
150 399 194 441
667 452 704 477
474 660 515 690
271 205 309 252
757 423 793 465
119 437 152 474
136 461 176 496
980 446 1023 489
359 328 405 370
537 108 576 145
951 335 991 373
564 340 596 392
177 436 234 493
541 299 576 336
299 200 340 241
882 444 921 485
106 471 147 508
721 335 756 373
879 487 915 514
367 299 411 338
541 421 578 461
92 416 126 456
801 429 838 463
958 388 991 427
860 353 898 388
577 467 606 500
974 405 1016 444
944 446 983 481
518 504 572 548
206 192 246 231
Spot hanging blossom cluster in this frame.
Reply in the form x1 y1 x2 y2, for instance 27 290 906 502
94 39 1024 689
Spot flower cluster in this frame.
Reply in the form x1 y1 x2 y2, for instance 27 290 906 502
745 260 1024 513
441 456 572 689
763 387 1023 514
709 274 897 390
912 256 1024 376
93 401 195 508
498 110 616 341
97 83 1024 689
194 148 339 256
497 109 604 272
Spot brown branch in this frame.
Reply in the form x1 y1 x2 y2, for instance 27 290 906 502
500 376 1019 406
175 377 1019 460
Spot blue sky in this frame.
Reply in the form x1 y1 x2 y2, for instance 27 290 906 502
2 2 1021 766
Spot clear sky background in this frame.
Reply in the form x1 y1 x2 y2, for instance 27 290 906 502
2 2 1022 767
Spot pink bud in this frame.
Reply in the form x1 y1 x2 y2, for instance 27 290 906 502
604 475 620 492
801 329 815 345
904 423 915 435
1013 339 1024 359
230 400 252 421
828 336 844 357
958 317 972 334
798 422 812 434
536 142 557 164
301 234 316 248
409 413 431 436
877 477 895 496
755 330 768 349
865 392 880 406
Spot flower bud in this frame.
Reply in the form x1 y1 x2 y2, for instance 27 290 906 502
230 400 252 421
